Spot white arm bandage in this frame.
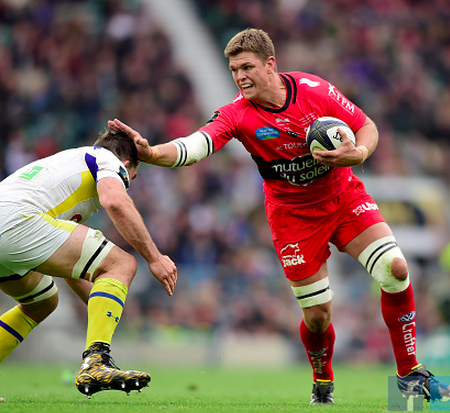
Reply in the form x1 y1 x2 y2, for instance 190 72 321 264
171 131 215 167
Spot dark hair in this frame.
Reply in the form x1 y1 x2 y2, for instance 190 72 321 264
94 130 139 169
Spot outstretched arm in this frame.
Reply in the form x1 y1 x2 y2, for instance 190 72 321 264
108 118 214 167
108 119 178 166
97 176 177 295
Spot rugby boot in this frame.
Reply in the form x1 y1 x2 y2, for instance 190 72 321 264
397 364 450 402
310 380 334 405
75 342 151 398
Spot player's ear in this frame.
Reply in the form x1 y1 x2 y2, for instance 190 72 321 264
266 56 276 73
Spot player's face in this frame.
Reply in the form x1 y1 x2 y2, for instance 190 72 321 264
229 52 271 100
127 165 137 180
123 161 138 181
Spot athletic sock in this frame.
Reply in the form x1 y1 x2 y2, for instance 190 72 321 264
300 319 335 381
380 283 418 376
0 306 38 363
85 278 128 351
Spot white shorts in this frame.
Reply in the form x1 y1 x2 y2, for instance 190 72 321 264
0 204 77 279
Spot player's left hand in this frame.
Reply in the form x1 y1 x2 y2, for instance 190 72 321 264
312 128 366 167
148 254 178 296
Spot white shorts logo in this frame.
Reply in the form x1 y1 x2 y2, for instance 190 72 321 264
281 243 306 268
353 202 379 216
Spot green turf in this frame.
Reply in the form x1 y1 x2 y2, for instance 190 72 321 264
0 362 439 412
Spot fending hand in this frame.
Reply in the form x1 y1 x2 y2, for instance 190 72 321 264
108 118 153 163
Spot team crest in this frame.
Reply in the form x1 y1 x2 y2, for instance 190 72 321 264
398 311 416 323
118 166 130 189
205 111 220 125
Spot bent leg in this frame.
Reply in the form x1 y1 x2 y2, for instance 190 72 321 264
85 278 129 350
0 212 149 396
35 224 138 351
82 246 137 350
344 223 418 376
0 271 58 363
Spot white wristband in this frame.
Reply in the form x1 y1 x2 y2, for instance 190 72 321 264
171 131 214 167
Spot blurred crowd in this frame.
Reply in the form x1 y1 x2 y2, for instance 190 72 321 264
1 0 449 365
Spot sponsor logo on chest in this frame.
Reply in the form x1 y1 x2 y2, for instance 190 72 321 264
255 126 281 140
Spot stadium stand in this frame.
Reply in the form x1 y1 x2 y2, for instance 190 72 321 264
1 0 449 366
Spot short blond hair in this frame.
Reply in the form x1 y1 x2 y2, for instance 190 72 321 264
224 28 275 62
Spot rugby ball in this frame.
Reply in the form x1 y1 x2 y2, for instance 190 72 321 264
306 116 355 153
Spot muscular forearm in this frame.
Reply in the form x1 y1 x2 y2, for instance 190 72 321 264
98 179 162 262
102 190 177 297
106 199 161 263
355 116 378 161
145 143 178 167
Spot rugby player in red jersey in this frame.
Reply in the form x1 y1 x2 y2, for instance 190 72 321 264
109 28 448 405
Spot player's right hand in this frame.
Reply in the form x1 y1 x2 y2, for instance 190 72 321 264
108 119 154 163
148 254 178 296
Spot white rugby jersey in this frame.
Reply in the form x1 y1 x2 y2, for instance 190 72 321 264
0 146 130 227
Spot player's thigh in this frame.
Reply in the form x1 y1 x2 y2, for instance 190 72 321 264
0 270 46 298
0 270 59 322
36 224 87 275
288 261 329 288
0 212 78 279
331 177 388 257
36 225 136 284
265 200 336 281
342 221 393 260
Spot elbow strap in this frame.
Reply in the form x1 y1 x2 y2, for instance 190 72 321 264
171 131 214 167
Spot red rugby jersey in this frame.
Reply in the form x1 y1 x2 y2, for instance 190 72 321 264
199 72 367 206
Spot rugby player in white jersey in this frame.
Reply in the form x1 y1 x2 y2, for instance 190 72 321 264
0 130 177 398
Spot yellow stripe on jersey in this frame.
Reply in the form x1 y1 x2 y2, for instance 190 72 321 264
46 170 97 218
38 213 77 233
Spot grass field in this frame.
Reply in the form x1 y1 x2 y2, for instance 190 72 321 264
0 362 441 412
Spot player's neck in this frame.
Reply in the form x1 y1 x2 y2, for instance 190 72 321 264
255 74 286 108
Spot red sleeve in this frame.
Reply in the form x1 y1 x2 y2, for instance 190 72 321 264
321 82 367 132
296 72 367 132
199 102 240 152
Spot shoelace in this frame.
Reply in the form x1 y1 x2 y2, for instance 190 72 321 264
100 352 120 370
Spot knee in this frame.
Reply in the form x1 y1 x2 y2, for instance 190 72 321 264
358 236 410 292
13 275 59 323
94 250 137 287
120 253 138 282
115 250 137 275
391 257 408 281
45 290 59 313
303 304 332 334
19 291 59 324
